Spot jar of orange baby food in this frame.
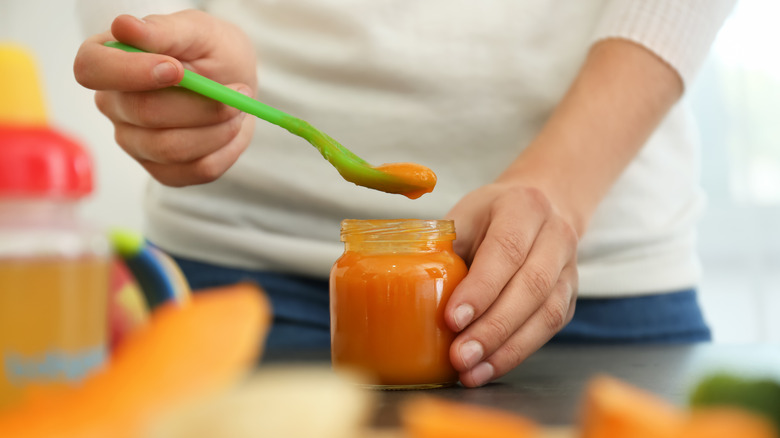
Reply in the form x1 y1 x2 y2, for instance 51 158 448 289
330 219 467 389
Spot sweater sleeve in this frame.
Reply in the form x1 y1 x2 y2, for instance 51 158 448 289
75 0 201 37
591 0 736 88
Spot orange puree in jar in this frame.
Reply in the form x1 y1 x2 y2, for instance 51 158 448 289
330 219 467 389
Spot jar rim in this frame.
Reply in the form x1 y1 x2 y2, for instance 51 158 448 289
340 219 455 241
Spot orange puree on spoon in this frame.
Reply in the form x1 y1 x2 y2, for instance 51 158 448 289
369 162 437 199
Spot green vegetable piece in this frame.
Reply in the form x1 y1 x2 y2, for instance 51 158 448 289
690 373 780 433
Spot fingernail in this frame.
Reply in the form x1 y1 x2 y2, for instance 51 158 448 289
453 304 474 330
458 340 483 369
153 62 178 84
470 362 494 387
236 86 254 97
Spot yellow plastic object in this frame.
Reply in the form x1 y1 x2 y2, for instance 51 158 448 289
0 43 47 126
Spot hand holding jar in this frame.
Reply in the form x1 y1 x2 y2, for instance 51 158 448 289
443 37 686 387
444 182 579 388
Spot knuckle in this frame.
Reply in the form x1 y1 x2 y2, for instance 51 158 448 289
541 298 569 332
494 228 530 266
522 264 556 303
555 217 580 248
482 312 515 344
495 339 528 367
153 132 190 164
150 173 179 188
181 8 211 22
518 185 552 214
112 125 140 159
139 163 178 188
223 114 245 142
113 127 128 150
94 91 113 117
157 174 188 188
567 294 577 322
128 92 159 127
190 157 227 184
569 270 580 295
73 56 88 85
468 274 502 306
214 100 239 122
140 13 162 23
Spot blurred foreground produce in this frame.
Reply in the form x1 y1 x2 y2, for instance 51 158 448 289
581 376 686 438
400 396 540 438
0 283 271 438
679 407 778 438
0 277 777 438
581 375 777 438
690 373 780 434
401 397 540 438
144 366 374 438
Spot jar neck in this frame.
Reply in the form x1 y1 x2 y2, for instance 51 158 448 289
340 219 457 254
344 239 454 254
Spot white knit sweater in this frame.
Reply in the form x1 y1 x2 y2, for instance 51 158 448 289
79 0 735 296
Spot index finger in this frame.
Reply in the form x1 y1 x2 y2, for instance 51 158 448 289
445 189 550 332
74 30 183 91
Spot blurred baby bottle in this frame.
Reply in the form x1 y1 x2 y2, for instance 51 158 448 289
0 43 111 408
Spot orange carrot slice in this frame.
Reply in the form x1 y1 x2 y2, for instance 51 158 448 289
400 396 540 438
580 375 686 438
680 407 778 438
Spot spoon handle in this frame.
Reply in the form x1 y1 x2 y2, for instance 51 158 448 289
103 41 298 131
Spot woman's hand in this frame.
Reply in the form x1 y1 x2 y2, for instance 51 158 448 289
74 10 257 186
445 182 579 388
444 38 683 388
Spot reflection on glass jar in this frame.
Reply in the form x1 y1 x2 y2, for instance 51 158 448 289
330 219 467 389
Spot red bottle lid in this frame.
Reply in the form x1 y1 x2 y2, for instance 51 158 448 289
0 126 93 199
0 44 93 199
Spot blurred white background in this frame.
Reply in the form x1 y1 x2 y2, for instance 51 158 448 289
690 0 780 344
2 0 778 343
2 0 147 231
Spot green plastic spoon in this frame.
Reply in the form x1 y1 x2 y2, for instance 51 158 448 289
104 41 436 199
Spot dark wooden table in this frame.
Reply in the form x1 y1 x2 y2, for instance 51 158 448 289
264 344 780 428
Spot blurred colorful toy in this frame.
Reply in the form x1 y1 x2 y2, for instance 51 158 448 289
110 229 190 310
107 256 148 350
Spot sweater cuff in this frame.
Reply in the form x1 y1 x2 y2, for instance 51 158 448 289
591 0 736 89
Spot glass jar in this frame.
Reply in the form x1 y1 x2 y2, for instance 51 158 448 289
330 219 467 389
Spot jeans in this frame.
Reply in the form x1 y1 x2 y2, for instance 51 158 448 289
171 255 711 351
551 290 711 344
